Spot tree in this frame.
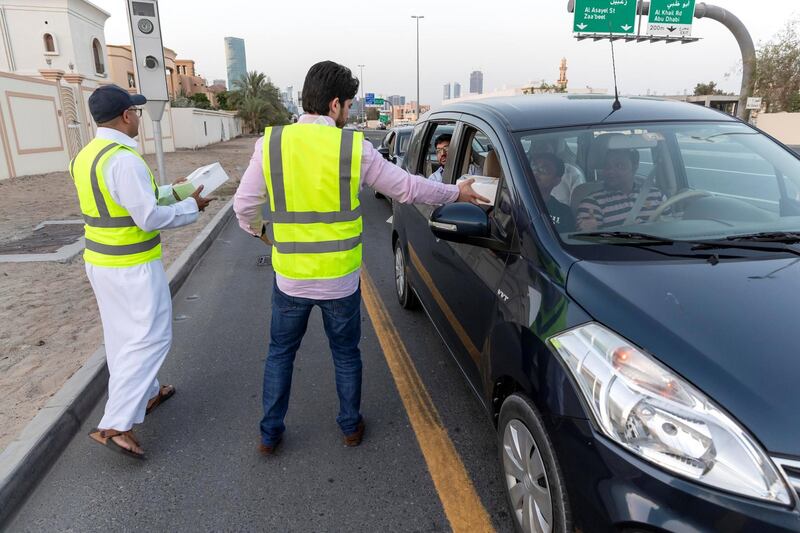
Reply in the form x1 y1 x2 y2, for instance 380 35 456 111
215 90 233 111
693 81 726 96
189 93 212 110
753 19 800 112
230 71 291 133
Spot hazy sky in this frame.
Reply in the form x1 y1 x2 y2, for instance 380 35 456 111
92 0 798 105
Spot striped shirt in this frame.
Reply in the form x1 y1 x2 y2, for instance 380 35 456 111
576 182 664 230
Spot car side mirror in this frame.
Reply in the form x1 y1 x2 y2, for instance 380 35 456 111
429 203 489 240
430 203 517 253
378 146 391 161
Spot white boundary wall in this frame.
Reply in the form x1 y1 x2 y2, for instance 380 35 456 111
0 73 69 180
171 108 242 150
0 71 186 180
755 112 800 147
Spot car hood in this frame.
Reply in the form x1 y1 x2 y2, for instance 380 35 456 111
567 255 800 456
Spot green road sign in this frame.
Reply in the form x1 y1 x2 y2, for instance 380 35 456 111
374 98 385 105
647 0 696 37
379 114 390 124
573 0 637 34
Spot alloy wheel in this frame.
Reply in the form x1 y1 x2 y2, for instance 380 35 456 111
394 245 405 300
502 419 553 533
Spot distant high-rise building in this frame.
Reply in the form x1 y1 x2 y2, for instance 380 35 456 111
224 37 247 90
388 95 405 106
470 70 484 94
212 79 227 89
443 83 451 101
453 82 461 99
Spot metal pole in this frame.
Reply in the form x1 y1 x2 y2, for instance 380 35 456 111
358 64 365 126
411 15 424 122
152 119 166 185
568 1 756 121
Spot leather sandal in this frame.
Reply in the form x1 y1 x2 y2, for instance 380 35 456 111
146 385 176 415
88 428 145 459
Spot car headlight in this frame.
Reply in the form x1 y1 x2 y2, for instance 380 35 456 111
550 323 792 505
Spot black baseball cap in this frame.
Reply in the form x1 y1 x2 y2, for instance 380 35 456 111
88 84 147 123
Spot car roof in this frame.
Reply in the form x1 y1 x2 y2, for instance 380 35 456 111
432 95 738 132
390 126 414 133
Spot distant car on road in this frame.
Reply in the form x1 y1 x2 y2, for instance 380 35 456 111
374 126 414 203
392 95 800 533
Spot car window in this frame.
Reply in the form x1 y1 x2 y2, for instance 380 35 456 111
457 125 513 239
516 122 800 246
405 122 427 173
397 131 411 155
387 132 397 154
422 123 456 182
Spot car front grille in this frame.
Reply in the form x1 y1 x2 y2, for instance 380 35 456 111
772 456 800 503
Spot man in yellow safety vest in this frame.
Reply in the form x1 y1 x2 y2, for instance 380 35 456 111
234 61 487 455
72 84 212 458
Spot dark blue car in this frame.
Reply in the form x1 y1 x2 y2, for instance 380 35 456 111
391 95 800 533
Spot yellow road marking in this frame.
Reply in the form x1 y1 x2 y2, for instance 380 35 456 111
407 244 482 364
361 267 495 533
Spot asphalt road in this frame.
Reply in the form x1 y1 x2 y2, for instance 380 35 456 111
8 131 515 532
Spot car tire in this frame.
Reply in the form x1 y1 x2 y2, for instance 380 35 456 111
498 393 571 533
393 239 417 310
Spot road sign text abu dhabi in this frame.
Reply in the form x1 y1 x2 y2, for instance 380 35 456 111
647 0 696 37
573 0 637 35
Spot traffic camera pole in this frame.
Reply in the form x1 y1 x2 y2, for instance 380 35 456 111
567 1 756 120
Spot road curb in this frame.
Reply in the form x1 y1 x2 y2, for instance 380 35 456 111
0 198 235 527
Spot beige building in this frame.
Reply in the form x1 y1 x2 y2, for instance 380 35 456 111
393 102 430 124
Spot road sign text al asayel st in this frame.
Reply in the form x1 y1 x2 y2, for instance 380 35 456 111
573 0 637 35
647 0 696 37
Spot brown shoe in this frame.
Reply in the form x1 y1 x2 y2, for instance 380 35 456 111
258 437 281 456
343 421 365 447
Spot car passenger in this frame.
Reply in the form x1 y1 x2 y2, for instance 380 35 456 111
576 149 663 231
531 153 575 232
530 138 585 205
428 133 450 182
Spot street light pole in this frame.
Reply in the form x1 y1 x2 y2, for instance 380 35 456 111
411 15 424 122
358 64 365 126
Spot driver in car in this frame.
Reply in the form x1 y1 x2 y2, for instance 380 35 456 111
428 134 451 183
576 149 664 231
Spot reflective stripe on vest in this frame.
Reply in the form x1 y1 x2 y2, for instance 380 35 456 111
263 123 364 280
71 138 161 268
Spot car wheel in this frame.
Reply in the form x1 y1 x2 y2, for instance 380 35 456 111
393 240 417 309
498 393 570 533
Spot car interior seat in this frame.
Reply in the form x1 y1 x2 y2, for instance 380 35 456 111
483 150 501 178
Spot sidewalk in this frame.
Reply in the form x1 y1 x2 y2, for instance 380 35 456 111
0 135 258 453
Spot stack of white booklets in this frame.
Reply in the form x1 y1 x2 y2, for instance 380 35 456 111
457 175 499 206
174 162 230 200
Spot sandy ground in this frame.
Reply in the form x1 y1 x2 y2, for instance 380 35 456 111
0 135 259 453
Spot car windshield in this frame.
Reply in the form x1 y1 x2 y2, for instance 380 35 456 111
518 122 800 249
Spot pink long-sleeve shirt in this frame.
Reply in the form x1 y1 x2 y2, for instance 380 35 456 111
234 114 459 300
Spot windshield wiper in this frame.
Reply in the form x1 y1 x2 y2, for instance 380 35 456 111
571 231 677 244
572 231 742 263
692 236 800 258
725 231 800 244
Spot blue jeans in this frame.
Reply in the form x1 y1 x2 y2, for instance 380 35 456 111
260 280 363 446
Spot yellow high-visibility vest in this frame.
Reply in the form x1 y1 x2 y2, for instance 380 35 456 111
70 138 161 267
262 124 364 280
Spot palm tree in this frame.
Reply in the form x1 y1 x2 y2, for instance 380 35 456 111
231 70 292 133
233 71 269 100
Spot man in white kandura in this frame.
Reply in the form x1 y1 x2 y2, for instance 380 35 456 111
70 84 212 459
